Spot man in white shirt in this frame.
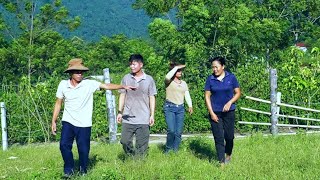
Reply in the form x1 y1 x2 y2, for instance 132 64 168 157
51 58 135 177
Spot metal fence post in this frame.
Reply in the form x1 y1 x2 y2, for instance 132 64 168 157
103 68 117 143
270 69 278 135
1 102 8 151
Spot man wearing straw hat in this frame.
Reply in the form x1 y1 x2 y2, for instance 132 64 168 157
51 58 135 177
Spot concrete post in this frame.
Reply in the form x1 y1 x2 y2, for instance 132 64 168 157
1 102 8 151
276 92 281 115
103 68 117 143
270 69 278 135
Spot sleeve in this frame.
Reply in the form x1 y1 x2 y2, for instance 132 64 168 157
90 80 101 92
204 76 211 91
184 90 192 108
232 74 240 89
56 81 64 99
149 77 157 96
165 67 179 81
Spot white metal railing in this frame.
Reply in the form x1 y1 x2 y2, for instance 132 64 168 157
240 107 320 122
245 96 320 113
240 96 320 129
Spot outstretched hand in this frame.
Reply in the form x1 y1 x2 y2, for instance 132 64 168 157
124 85 137 90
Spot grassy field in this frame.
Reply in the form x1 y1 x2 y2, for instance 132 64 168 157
1 133 320 179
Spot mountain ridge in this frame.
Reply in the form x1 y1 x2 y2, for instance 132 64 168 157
61 0 151 41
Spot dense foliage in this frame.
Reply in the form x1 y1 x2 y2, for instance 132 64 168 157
0 0 320 143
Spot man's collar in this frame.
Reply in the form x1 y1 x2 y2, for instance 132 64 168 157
131 72 146 80
67 79 83 88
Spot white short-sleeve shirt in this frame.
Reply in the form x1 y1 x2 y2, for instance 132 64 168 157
56 79 101 127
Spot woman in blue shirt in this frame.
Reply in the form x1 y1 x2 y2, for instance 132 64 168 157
204 56 241 166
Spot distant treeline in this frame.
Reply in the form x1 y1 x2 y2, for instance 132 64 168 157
0 0 152 41
61 0 152 41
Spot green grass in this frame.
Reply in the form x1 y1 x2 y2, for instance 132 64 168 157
1 133 320 179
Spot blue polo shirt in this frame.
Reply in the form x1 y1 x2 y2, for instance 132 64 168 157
204 71 239 112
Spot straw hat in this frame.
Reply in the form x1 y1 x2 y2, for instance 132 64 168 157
64 58 89 73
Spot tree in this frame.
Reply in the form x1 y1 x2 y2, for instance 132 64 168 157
133 0 177 17
134 0 320 67
0 0 80 84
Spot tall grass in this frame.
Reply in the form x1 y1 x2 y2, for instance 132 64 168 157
1 133 320 179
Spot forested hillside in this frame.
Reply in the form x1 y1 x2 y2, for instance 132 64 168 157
61 0 151 41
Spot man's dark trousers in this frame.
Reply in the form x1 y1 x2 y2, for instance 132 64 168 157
120 123 150 156
60 121 91 174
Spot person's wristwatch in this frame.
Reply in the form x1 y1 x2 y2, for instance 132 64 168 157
118 110 123 114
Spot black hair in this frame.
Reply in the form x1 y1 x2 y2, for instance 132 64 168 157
209 56 226 66
129 54 144 63
169 61 182 70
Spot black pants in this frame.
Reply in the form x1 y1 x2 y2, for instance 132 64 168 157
60 121 91 174
209 110 235 162
120 123 150 156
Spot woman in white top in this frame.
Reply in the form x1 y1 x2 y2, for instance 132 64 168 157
164 62 193 153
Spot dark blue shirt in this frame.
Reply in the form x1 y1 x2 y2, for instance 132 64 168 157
204 71 240 112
